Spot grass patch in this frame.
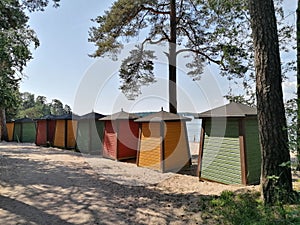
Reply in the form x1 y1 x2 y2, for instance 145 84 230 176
199 190 300 225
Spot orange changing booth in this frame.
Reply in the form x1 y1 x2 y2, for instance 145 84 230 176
6 121 14 141
53 114 78 149
35 115 57 146
100 110 139 160
135 109 192 172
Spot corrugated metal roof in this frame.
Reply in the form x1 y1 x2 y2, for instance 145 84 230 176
99 109 139 121
196 102 257 118
135 109 191 122
79 112 105 120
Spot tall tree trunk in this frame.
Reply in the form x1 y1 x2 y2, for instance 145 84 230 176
0 108 8 141
169 0 177 114
248 0 293 204
297 0 300 170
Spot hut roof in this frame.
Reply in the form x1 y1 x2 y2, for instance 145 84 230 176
135 109 191 122
38 114 58 120
79 112 105 120
14 117 35 123
99 110 139 121
196 102 257 118
54 113 80 120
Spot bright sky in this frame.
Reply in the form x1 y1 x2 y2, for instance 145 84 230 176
22 0 297 115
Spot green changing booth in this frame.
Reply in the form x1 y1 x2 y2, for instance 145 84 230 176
76 112 105 155
13 118 37 143
196 102 261 185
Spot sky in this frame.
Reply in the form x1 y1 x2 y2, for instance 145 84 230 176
22 0 297 115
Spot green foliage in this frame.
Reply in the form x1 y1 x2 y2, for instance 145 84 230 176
201 190 300 225
89 0 152 59
284 98 300 170
0 0 38 114
0 0 60 140
0 0 60 111
119 45 157 99
224 94 256 107
15 92 71 119
266 162 299 205
21 0 60 12
50 99 65 116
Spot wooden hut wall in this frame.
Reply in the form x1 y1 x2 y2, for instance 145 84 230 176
6 122 14 141
13 122 21 142
53 120 66 148
22 122 36 143
77 120 104 154
53 120 77 149
13 121 36 143
47 120 56 145
245 118 261 184
36 120 56 146
36 120 47 145
200 118 242 184
164 121 191 172
117 120 139 159
103 121 117 158
66 120 77 149
90 121 104 153
137 122 161 171
76 120 90 152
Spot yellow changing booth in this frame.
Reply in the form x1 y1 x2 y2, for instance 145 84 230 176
135 109 192 172
53 114 78 149
6 121 15 141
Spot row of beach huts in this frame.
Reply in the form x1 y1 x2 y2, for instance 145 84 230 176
5 102 262 186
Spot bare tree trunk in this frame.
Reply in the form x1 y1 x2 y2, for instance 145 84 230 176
0 108 8 141
169 0 177 114
248 0 293 204
297 0 300 170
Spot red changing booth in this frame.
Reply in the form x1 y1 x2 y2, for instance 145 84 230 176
100 110 140 160
35 115 57 146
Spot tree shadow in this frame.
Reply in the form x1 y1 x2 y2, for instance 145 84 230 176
0 195 74 225
0 148 210 224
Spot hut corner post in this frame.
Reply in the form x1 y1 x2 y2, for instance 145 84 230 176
64 120 68 149
239 118 248 185
160 121 165 173
136 123 142 167
183 121 192 167
115 121 119 160
197 119 206 179
88 119 93 154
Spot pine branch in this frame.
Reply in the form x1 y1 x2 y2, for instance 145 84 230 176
141 5 170 15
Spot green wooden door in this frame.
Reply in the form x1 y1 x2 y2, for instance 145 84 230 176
22 122 36 143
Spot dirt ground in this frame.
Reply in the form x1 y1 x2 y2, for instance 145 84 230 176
0 142 260 225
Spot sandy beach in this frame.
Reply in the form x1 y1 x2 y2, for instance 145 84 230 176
0 142 260 224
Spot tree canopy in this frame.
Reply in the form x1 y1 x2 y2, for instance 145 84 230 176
0 0 60 140
13 92 72 119
0 0 39 110
89 0 293 112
